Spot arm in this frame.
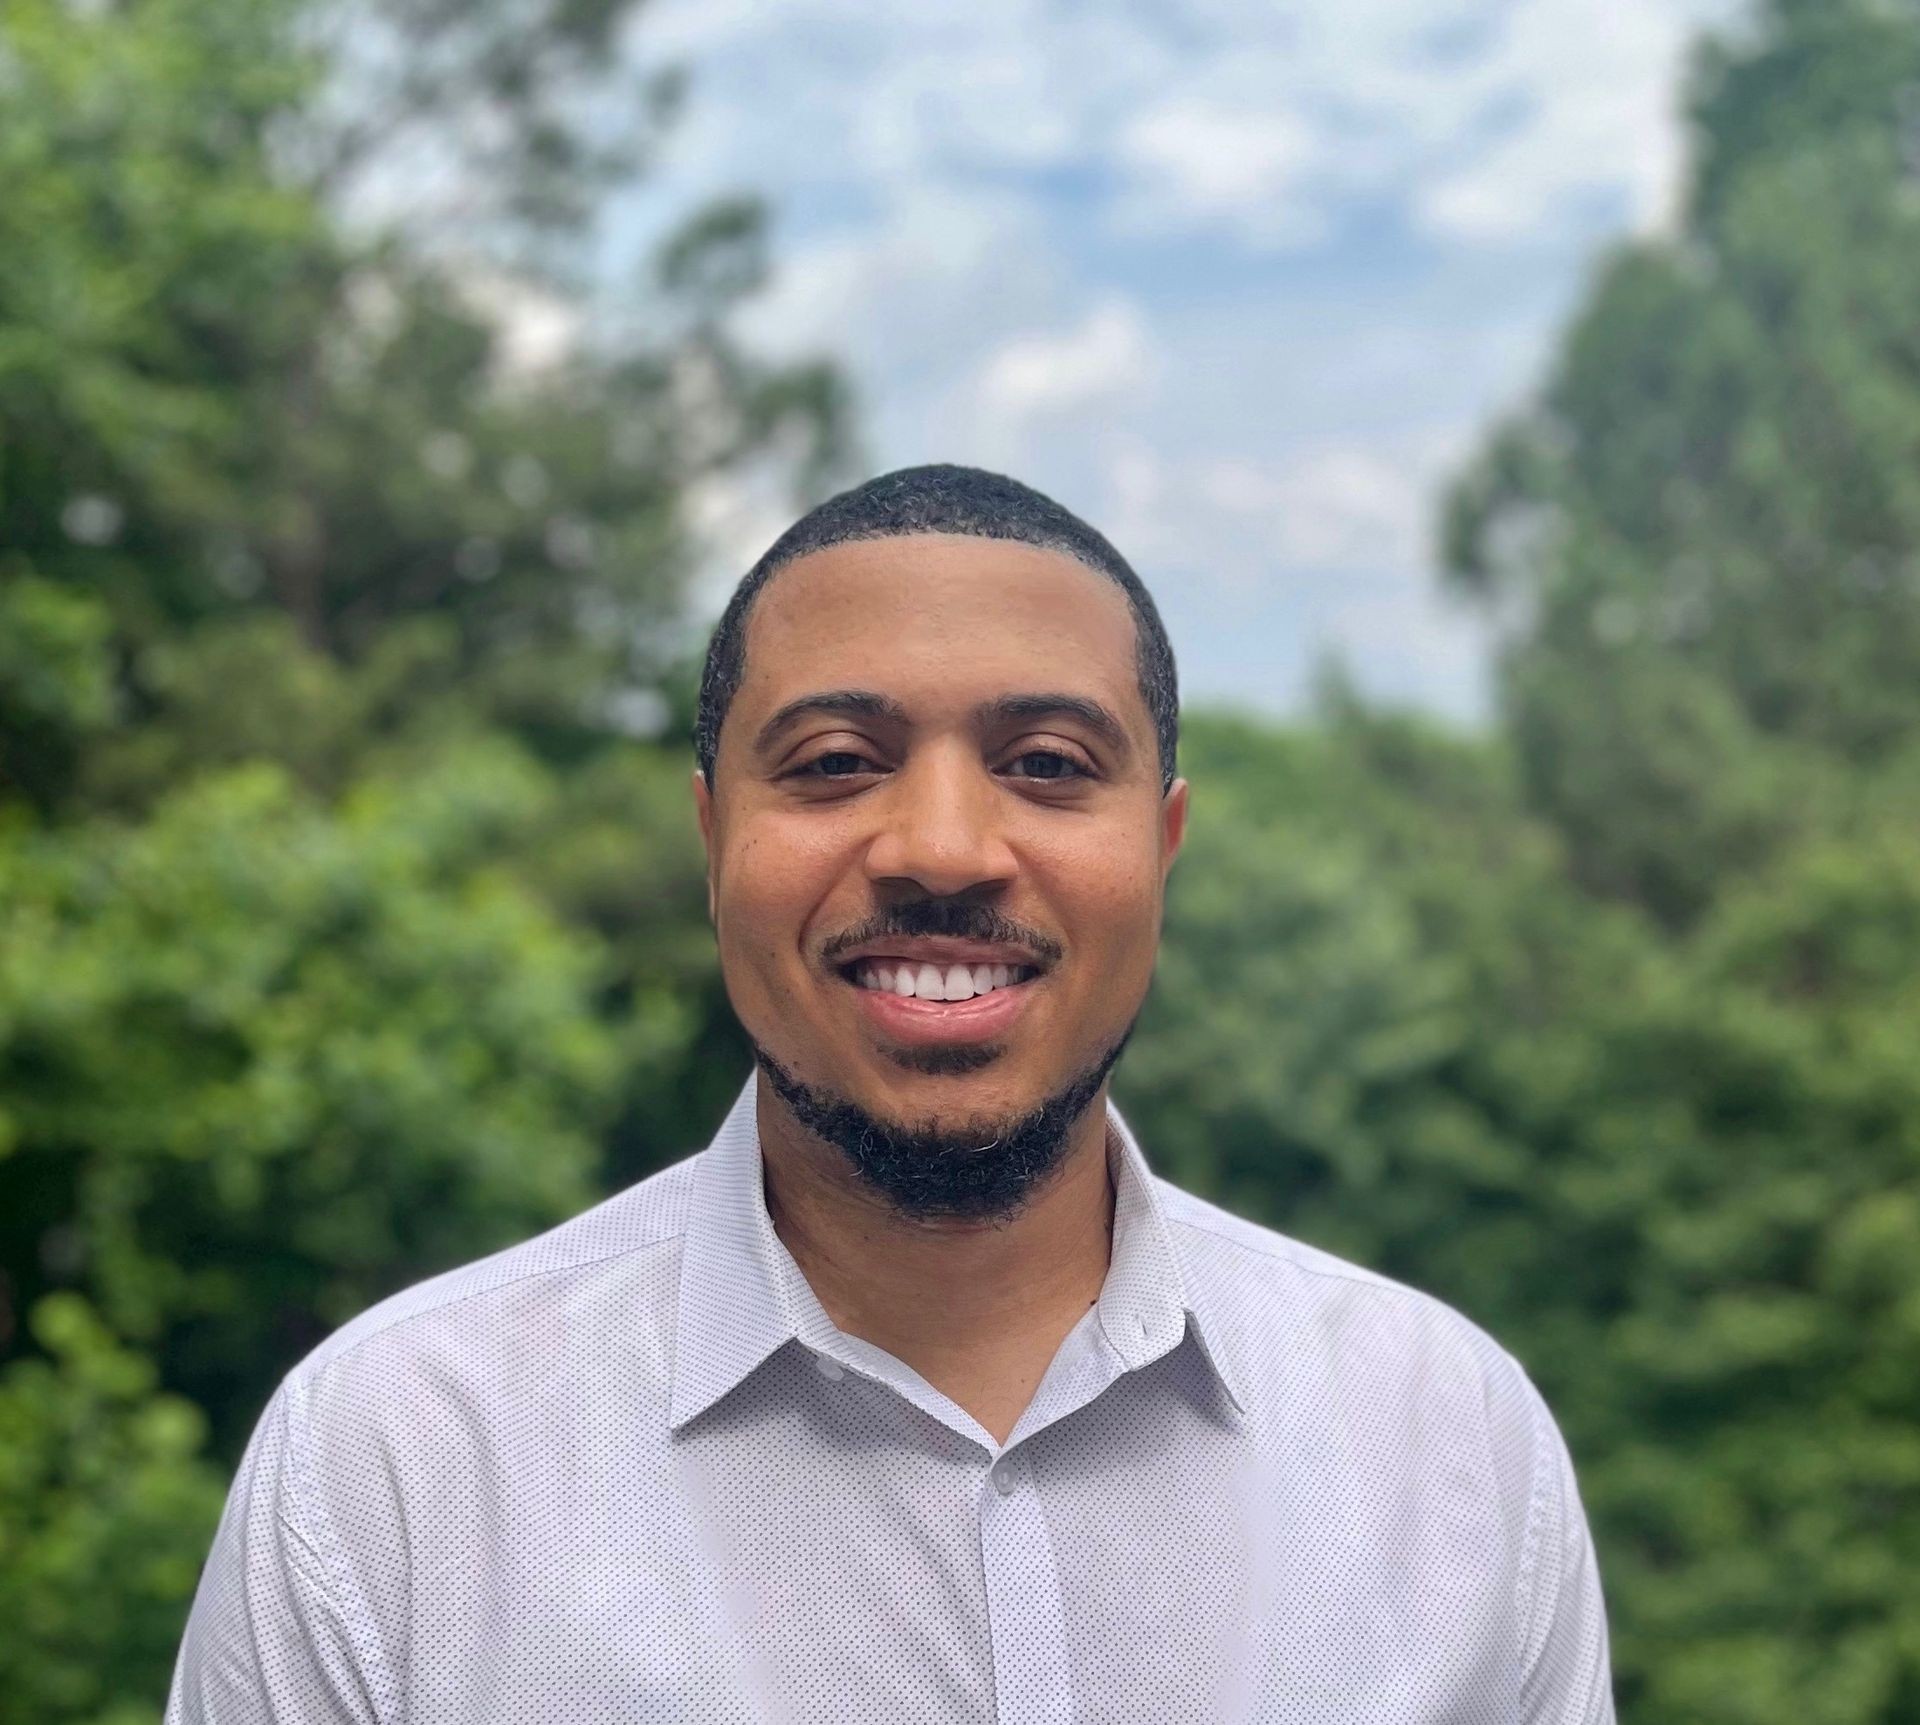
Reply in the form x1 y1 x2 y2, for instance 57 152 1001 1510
166 1381 389 1725
1509 1369 1615 1725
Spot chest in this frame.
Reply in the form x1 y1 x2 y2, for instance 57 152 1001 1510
362 1351 1518 1725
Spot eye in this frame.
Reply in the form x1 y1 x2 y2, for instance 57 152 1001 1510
792 750 880 780
786 746 1091 786
1005 749 1092 782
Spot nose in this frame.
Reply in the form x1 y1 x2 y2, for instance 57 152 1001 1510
861 741 1017 898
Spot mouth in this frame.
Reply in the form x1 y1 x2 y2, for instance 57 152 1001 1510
836 958 1041 1000
832 957 1045 1048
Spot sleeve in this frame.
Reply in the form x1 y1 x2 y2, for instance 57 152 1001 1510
165 1379 389 1725
1508 1367 1616 1725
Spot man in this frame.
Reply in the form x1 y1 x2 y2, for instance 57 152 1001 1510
168 464 1614 1723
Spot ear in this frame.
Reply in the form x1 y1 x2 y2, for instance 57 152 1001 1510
1159 777 1189 881
691 769 717 925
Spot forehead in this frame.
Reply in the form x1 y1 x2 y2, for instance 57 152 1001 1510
740 532 1140 701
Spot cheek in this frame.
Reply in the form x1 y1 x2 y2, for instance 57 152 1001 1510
1036 831 1165 959
715 821 845 967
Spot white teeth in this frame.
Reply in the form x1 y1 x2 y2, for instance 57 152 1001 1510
852 959 1036 999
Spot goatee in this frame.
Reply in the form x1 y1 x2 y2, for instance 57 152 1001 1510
752 1022 1136 1224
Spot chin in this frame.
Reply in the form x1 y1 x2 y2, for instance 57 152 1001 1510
752 1028 1132 1223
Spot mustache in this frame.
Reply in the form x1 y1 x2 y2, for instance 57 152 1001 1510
820 901 1064 967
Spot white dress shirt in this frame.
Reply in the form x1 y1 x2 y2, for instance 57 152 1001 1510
167 1071 1615 1724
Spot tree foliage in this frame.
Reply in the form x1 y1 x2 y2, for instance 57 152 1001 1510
5 0 1920 1720
1444 0 1920 927
0 0 840 1708
0 1294 227 1722
0 0 851 818
1410 3 1920 1712
1129 709 1920 1724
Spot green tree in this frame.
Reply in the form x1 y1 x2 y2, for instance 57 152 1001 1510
0 0 852 820
0 0 847 1715
1129 705 1663 1354
1135 702 1920 1723
0 747 624 1434
1443 0 1920 927
0 1296 227 1723
1378 2 1920 1715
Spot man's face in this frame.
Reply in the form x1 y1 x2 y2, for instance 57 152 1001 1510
694 532 1187 1192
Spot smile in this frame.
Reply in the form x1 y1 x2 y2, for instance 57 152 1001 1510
835 960 1043 1046
847 960 1039 1000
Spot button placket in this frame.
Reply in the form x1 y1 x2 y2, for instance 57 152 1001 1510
978 1446 1073 1723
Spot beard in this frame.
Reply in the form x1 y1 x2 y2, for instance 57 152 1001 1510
751 1018 1138 1225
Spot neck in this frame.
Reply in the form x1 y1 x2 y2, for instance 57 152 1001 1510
755 1072 1117 1443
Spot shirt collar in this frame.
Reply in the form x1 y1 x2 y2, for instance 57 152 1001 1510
1100 1094 1250 1416
669 1072 1250 1431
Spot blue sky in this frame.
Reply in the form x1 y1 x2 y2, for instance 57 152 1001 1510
614 0 1740 724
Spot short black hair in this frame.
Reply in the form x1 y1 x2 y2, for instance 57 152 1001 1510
693 463 1179 792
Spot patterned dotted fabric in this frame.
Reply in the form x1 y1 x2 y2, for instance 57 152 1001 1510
167 1072 1615 1724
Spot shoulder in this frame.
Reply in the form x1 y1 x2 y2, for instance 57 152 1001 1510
1160 1176 1517 1369
283 1151 703 1421
1155 1178 1609 1704
183 1155 710 1715
1156 1176 1549 1485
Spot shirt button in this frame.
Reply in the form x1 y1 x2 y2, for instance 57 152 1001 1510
993 1460 1019 1496
813 1354 845 1381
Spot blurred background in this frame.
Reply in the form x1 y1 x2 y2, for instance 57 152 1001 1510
3 0 1919 1718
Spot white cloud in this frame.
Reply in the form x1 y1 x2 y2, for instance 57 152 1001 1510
683 464 799 611
1414 0 1729 243
640 0 1734 257
1093 437 1492 719
1317 584 1490 713
1114 102 1322 248
975 300 1157 423
1100 423 1470 595
740 187 1057 366
454 268 581 383
623 0 1732 716
1197 447 1429 575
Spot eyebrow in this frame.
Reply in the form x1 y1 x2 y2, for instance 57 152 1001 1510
751 689 1134 762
